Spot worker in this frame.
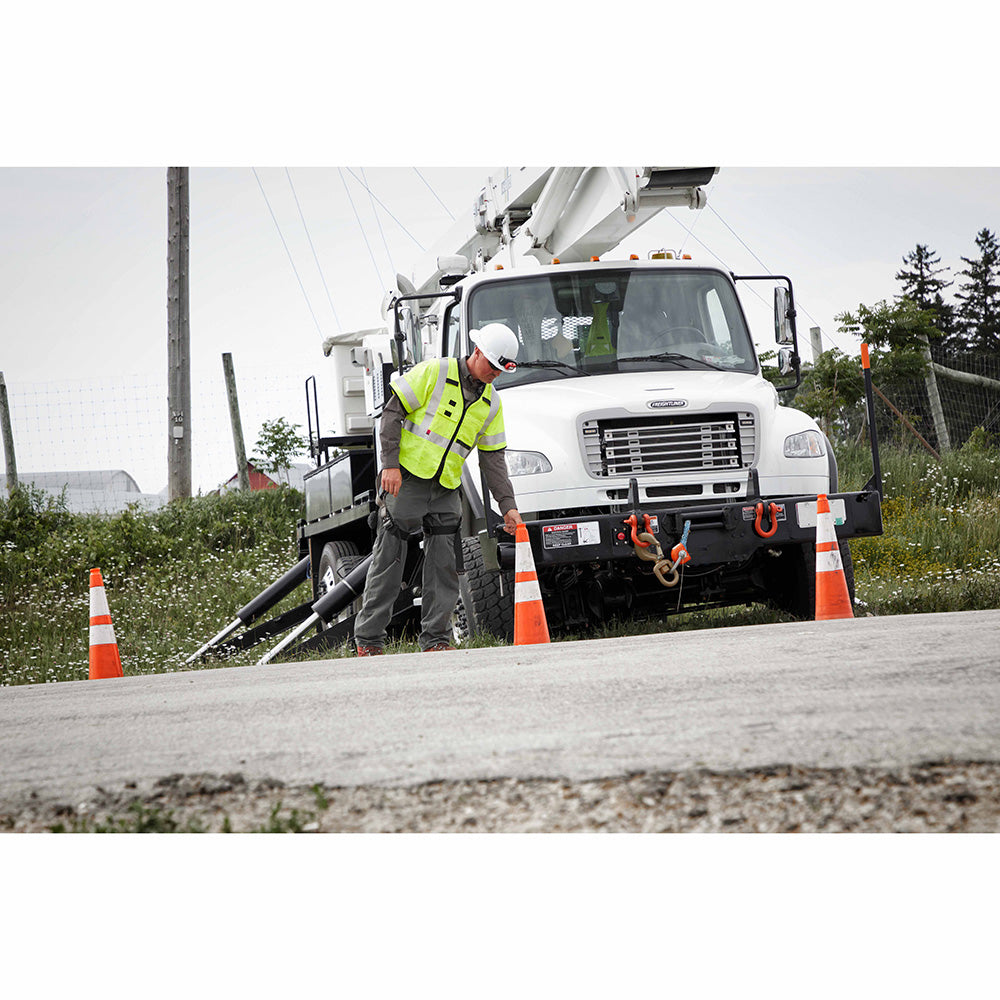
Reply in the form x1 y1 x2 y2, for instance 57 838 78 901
582 301 615 357
353 322 524 655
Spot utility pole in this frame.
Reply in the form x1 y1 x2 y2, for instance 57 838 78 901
809 326 824 365
167 167 192 500
0 372 18 494
222 352 251 491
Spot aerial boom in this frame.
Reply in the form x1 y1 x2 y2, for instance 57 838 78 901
403 166 718 302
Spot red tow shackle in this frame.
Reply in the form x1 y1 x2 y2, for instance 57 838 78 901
754 501 781 538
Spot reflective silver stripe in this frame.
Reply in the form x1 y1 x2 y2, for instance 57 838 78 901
473 391 502 448
514 578 543 603
426 360 450 413
816 549 844 573
90 585 111 617
477 432 506 449
89 624 117 646
403 360 451 435
402 419 454 450
515 540 534 573
391 375 421 412
451 440 472 459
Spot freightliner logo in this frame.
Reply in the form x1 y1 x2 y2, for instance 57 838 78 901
647 399 687 409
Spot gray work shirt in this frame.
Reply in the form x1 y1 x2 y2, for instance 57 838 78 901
379 356 518 515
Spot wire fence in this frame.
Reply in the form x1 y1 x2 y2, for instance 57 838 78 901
3 366 319 509
4 351 999 516
870 350 1000 455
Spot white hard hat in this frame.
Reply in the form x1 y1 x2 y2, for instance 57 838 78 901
470 323 519 371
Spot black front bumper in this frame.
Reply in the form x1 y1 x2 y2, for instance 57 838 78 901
497 490 883 571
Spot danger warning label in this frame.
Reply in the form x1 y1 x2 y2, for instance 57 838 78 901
542 522 601 549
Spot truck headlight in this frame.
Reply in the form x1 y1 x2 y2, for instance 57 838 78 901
504 450 553 476
783 430 826 458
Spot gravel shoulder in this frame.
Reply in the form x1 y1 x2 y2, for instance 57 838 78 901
2 760 997 833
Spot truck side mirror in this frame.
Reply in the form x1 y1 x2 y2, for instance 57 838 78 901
392 303 422 368
774 286 795 345
777 347 797 376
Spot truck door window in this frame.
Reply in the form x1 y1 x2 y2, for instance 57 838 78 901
444 302 460 357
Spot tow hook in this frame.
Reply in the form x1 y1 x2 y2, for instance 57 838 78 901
754 501 781 539
625 513 651 549
623 515 692 588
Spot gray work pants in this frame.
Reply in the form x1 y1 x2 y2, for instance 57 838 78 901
353 471 461 651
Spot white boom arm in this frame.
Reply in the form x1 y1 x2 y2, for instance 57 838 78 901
403 166 718 301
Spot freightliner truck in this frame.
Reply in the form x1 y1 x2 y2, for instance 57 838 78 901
291 166 882 648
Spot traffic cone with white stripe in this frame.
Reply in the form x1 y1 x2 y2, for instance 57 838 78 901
513 523 550 645
89 568 124 679
814 495 854 621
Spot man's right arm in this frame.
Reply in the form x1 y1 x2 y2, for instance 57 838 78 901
378 393 406 496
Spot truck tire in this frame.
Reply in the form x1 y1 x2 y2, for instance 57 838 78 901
765 539 855 620
455 536 514 643
317 540 365 627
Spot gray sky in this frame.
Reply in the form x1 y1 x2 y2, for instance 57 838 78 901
3 166 1000 492
6 165 1000 385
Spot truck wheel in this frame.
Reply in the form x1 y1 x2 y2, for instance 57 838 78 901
765 540 855 620
455 536 514 643
317 540 364 627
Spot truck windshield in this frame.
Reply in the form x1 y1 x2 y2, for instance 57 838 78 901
466 268 758 386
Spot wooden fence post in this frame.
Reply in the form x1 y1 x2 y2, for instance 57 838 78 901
0 372 18 494
222 353 251 492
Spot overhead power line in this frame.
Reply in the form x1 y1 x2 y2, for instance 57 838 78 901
414 167 456 220
252 167 326 340
345 168 425 251
361 166 396 278
704 203 850 355
339 167 386 290
285 168 342 333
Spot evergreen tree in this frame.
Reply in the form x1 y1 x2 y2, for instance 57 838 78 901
894 243 955 343
955 228 1000 352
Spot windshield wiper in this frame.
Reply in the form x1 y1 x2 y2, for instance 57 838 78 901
515 360 585 377
622 352 727 372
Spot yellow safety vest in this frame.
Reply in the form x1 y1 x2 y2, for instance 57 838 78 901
390 357 506 489
583 301 615 356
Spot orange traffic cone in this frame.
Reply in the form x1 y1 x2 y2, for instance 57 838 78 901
513 523 550 645
814 494 854 621
89 568 124 679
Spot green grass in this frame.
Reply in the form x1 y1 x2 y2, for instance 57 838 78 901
838 439 1000 617
0 486 308 685
2 440 998 687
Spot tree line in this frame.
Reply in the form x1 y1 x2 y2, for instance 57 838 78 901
770 229 1000 454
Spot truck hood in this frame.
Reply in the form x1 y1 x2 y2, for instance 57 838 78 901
498 369 775 442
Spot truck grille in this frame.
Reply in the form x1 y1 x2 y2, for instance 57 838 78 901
582 412 755 477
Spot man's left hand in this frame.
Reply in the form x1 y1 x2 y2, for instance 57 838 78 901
503 508 523 535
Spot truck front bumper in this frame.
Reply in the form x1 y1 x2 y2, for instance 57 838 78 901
495 490 883 571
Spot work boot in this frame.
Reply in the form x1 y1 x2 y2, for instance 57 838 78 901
355 644 384 657
423 643 455 652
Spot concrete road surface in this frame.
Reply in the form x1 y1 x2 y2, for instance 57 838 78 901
1 610 998 803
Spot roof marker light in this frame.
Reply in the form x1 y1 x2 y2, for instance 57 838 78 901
630 254 639 260
590 256 600 262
